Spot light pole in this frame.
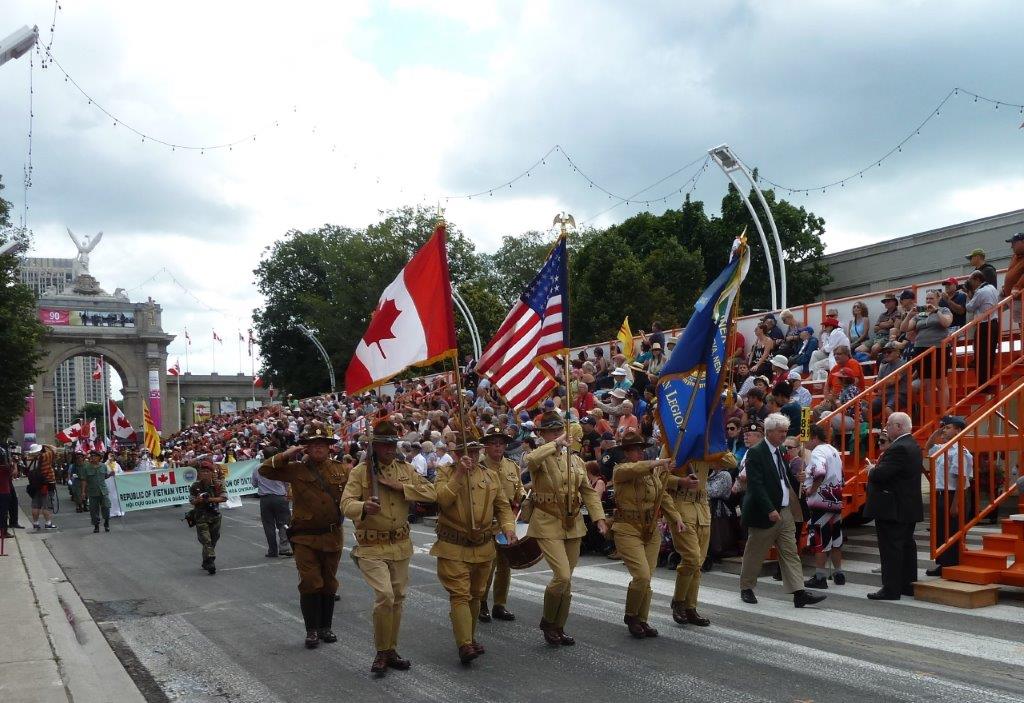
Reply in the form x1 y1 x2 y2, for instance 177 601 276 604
708 144 787 309
451 286 482 359
0 25 38 69
294 324 336 394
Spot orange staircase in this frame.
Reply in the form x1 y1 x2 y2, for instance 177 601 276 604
812 290 1024 590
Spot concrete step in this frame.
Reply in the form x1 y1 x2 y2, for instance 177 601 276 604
943 564 1002 585
913 579 1000 609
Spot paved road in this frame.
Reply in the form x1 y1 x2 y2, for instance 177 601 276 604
28 498 1024 703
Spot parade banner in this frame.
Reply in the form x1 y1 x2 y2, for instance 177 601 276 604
39 307 136 327
110 460 259 512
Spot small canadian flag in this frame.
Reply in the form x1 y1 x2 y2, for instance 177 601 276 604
150 471 176 487
92 359 103 381
168 360 181 376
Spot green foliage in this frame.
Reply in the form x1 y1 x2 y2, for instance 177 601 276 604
253 187 830 395
0 175 47 437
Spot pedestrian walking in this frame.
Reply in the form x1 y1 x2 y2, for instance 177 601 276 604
79 449 113 533
252 448 293 558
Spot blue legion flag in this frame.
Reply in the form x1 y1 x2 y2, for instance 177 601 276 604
656 237 750 468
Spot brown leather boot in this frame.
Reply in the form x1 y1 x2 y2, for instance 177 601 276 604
371 650 388 675
385 650 410 670
539 619 562 645
458 643 479 663
639 621 659 637
555 628 575 646
472 641 486 655
670 600 687 624
685 608 711 626
624 615 646 639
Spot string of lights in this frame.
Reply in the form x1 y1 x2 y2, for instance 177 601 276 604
754 87 1023 195
580 155 710 225
42 50 285 152
124 266 231 314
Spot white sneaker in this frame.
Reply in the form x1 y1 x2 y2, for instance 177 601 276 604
44 523 57 529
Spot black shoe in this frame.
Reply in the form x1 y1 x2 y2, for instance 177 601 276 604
305 630 320 649
740 589 758 604
866 589 901 601
334 594 341 601
319 594 336 642
317 628 337 643
902 587 916 597
925 566 943 577
104 520 109 532
10 523 24 529
280 550 293 557
93 524 99 533
491 604 515 621
771 565 782 581
478 601 491 623
265 551 279 558
206 562 216 575
700 557 713 573
804 575 828 590
793 590 826 608
832 572 846 586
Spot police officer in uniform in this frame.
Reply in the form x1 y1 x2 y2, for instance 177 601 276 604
526 411 608 646
259 422 349 649
341 420 436 675
667 452 737 626
478 427 526 623
189 460 227 574
432 438 517 663
612 431 684 637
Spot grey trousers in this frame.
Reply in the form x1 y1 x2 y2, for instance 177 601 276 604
739 510 804 593
259 494 291 554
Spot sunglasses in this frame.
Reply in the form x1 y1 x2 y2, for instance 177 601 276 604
726 426 739 431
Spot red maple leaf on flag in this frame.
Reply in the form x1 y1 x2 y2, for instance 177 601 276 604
364 298 401 358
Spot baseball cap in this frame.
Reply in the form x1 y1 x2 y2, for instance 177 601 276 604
801 325 814 334
581 416 596 426
881 293 898 303
882 341 900 352
787 369 802 380
743 419 764 433
1007 233 1024 243
943 276 959 286
939 415 966 429
965 248 985 259
899 289 915 301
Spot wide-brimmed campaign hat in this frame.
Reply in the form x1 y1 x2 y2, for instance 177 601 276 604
536 410 566 431
298 422 336 444
618 430 646 449
369 420 401 444
481 427 512 444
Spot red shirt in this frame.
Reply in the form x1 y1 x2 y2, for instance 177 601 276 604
827 358 865 395
574 392 595 414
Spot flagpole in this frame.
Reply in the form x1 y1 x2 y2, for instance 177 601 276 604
212 332 217 374
237 330 242 375
101 356 108 448
185 332 190 374
450 353 476 533
554 214 574 522
177 370 182 433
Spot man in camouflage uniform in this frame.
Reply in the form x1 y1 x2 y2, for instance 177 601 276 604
189 460 227 574
79 449 112 533
341 420 436 675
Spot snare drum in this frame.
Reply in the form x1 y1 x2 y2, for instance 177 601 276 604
495 523 543 569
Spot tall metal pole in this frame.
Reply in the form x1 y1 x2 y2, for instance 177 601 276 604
294 324 336 394
451 286 483 359
708 144 786 309
553 213 575 521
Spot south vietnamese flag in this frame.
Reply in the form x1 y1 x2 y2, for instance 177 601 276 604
150 470 176 487
345 224 457 394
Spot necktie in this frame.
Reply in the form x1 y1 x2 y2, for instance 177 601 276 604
775 449 787 482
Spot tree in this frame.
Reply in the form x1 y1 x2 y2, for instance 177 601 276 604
0 175 46 437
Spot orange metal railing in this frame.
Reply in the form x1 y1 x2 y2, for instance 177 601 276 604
928 376 1024 562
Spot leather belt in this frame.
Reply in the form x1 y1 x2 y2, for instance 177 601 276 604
670 488 708 503
354 525 410 544
436 524 493 547
290 522 341 536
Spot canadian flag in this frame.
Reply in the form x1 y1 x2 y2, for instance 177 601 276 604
150 471 176 487
56 421 83 444
185 328 192 345
213 330 223 343
168 360 181 376
108 399 138 441
92 359 103 381
268 384 277 400
253 375 264 388
345 224 457 394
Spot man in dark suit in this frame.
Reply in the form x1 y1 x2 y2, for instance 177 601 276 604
864 412 923 600
738 413 826 608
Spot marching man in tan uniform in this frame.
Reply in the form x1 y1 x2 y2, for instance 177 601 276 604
667 452 737 627
258 422 349 649
478 427 527 623
526 411 608 646
341 420 436 676
432 439 517 663
612 430 685 638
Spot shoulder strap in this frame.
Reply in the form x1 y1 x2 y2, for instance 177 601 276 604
306 462 343 522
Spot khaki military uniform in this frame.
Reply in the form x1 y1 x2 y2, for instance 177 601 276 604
525 441 606 629
482 455 527 608
667 453 738 608
341 459 436 653
612 461 682 621
259 454 350 595
431 462 515 647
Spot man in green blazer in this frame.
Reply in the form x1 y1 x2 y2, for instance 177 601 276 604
739 413 826 608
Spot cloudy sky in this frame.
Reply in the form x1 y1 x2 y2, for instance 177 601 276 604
2 0 1023 377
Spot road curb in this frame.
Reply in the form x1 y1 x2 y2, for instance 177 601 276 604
14 506 147 703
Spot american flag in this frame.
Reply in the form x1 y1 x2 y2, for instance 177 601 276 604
477 236 569 410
